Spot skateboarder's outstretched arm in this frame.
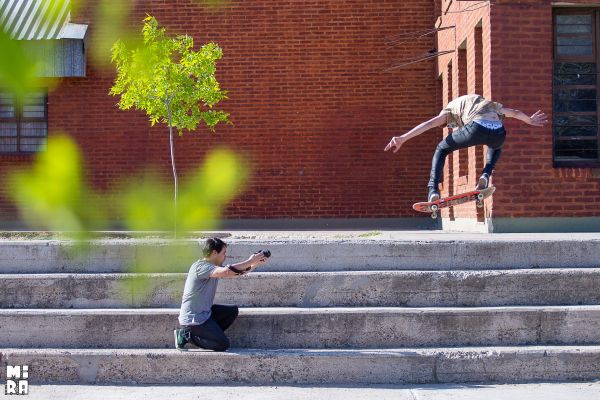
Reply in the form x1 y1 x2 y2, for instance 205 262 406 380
501 108 548 127
384 112 447 153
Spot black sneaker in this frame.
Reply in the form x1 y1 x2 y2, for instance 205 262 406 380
476 173 490 190
428 188 440 202
174 328 188 351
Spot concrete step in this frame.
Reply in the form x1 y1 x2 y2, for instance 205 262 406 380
18 382 600 400
3 269 600 308
2 346 599 385
3 306 600 349
1 236 599 273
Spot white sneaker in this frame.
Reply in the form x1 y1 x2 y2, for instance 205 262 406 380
428 190 440 202
476 174 489 190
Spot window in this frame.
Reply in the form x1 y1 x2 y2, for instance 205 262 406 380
553 10 600 166
0 90 48 154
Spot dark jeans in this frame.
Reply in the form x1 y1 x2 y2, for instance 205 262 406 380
181 304 239 352
428 121 506 190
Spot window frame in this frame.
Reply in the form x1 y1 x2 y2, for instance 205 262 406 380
0 89 48 155
553 8 600 167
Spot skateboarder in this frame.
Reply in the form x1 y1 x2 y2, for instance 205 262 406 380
384 94 548 202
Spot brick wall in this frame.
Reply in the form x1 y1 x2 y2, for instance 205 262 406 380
436 0 600 220
0 0 439 222
436 0 491 220
5 0 597 225
490 0 600 218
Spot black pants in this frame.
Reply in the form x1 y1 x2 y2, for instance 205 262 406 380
427 121 506 190
182 304 238 352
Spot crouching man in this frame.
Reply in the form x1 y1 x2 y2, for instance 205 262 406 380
174 237 269 351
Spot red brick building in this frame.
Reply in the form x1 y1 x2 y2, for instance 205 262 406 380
435 0 600 231
1 0 599 232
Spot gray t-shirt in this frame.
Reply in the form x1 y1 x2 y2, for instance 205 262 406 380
178 260 219 326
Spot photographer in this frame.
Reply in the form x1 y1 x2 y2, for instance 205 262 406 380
174 237 270 351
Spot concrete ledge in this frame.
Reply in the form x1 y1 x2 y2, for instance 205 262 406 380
0 218 440 231
441 218 491 233
2 306 600 349
1 236 600 273
491 217 600 233
2 346 599 384
3 269 600 308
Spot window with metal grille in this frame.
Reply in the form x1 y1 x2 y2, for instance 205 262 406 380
0 90 48 154
553 10 600 166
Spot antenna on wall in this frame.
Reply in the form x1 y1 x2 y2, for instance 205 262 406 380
385 26 455 49
385 50 455 71
384 25 455 71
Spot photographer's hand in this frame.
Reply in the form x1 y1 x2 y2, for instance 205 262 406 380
246 252 268 270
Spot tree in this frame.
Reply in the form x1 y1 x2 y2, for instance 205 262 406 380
110 15 229 233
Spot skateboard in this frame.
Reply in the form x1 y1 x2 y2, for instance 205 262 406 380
412 186 496 219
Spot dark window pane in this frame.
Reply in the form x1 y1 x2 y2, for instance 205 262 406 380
0 90 47 153
554 114 598 126
553 62 597 85
0 107 14 118
556 15 593 25
0 137 17 152
554 125 597 137
554 99 597 112
0 92 15 118
20 122 47 137
554 74 596 85
20 137 46 152
555 88 596 100
0 93 14 103
554 62 596 74
557 25 593 34
556 45 593 56
22 92 46 119
0 122 17 137
557 36 593 46
23 92 45 104
555 139 598 160
22 105 45 118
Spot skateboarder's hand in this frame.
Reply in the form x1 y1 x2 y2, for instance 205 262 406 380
384 136 407 153
529 110 548 127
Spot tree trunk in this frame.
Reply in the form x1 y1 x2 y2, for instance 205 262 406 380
167 102 177 238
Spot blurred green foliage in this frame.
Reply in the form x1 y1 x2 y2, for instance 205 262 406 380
7 134 106 240
2 0 245 288
0 26 42 102
117 148 247 233
91 0 139 67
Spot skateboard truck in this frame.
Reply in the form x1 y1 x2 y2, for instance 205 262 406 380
430 204 439 219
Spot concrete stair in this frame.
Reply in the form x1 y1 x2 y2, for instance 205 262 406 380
3 269 600 308
3 346 600 385
3 306 600 349
1 234 600 384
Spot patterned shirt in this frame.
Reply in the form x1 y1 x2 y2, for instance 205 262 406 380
443 94 505 128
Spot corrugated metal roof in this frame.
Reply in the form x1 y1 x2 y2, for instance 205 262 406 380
0 0 71 40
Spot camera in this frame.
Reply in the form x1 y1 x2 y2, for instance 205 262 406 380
258 249 271 258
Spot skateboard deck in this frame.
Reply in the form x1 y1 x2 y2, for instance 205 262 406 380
412 186 496 219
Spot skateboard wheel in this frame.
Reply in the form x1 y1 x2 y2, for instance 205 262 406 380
476 200 483 208
431 212 437 219
477 193 484 200
431 204 439 212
